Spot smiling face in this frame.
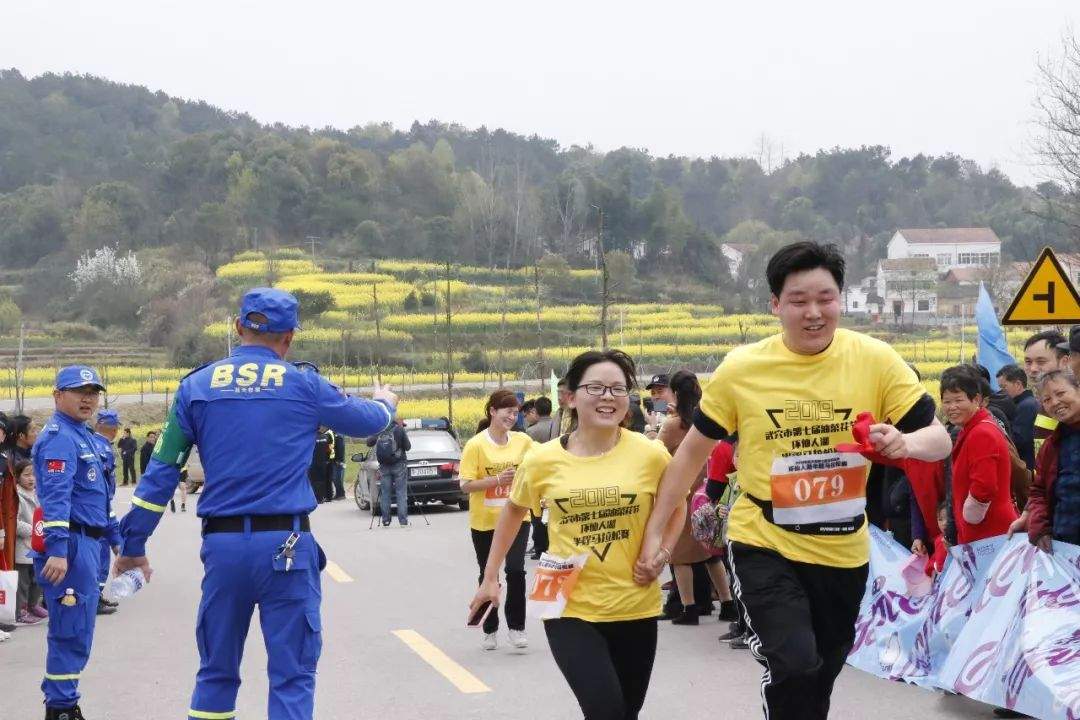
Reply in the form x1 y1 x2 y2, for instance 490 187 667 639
1039 376 1080 425
54 386 101 423
771 267 841 355
489 404 519 433
1023 340 1064 383
570 361 631 431
941 388 981 427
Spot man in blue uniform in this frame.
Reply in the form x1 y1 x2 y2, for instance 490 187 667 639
91 410 122 616
33 365 111 720
116 287 398 720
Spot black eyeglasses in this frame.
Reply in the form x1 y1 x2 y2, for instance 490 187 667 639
579 383 630 398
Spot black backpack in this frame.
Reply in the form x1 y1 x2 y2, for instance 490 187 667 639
375 429 400 464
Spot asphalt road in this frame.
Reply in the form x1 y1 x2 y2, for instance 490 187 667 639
2 487 1001 719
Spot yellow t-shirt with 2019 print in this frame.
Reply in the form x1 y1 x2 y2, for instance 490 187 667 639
509 430 670 622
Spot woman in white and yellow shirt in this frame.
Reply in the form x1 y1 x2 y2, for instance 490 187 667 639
469 351 684 719
459 388 533 651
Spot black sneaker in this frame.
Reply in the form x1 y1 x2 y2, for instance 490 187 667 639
96 599 117 616
730 634 750 650
718 629 741 642
671 605 700 625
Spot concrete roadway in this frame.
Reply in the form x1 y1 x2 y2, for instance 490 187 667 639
3 487 1000 719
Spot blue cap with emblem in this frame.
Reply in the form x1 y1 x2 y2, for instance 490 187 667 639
96 409 120 426
55 365 106 391
238 287 301 333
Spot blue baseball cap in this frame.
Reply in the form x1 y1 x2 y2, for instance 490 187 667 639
55 365 106 391
97 409 120 426
238 287 301 333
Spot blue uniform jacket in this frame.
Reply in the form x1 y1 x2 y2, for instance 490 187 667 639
120 345 394 557
91 432 123 548
32 412 110 558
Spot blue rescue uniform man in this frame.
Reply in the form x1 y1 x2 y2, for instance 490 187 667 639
117 288 398 720
33 366 112 720
91 410 122 616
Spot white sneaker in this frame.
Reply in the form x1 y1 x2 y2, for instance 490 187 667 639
0 630 10 642
481 632 498 651
508 629 528 649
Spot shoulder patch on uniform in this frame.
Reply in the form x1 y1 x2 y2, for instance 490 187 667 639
291 360 321 375
44 423 60 434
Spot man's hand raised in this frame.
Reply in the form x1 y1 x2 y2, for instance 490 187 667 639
372 381 399 409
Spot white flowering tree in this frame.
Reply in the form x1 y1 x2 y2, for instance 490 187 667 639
69 245 146 328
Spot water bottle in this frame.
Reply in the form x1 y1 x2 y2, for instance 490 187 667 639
106 568 146 601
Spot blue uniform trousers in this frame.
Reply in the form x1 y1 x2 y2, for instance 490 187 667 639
33 533 102 709
189 522 323 720
98 540 111 589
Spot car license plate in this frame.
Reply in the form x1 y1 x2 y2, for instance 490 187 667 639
410 466 438 477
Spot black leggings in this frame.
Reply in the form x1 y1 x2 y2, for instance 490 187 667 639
544 617 658 720
471 524 529 633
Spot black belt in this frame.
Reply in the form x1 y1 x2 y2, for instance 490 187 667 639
745 494 865 536
69 522 106 539
202 515 310 536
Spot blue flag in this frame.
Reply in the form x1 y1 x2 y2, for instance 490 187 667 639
976 281 1015 391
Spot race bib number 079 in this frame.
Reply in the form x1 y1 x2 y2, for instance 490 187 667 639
769 452 868 525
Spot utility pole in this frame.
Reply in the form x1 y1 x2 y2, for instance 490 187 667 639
591 204 610 350
372 283 383 385
534 261 546 392
14 321 25 413
445 259 454 426
306 235 321 264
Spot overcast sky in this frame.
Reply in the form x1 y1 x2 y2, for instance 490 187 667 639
3 1 1078 186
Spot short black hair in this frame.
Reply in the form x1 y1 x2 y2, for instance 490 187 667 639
1023 330 1066 352
973 365 991 383
520 399 536 416
534 397 552 416
997 364 1027 387
940 364 983 401
765 241 845 297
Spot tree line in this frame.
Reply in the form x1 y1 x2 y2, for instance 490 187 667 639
0 68 1074 310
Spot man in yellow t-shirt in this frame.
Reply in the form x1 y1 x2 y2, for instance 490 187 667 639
638 242 951 720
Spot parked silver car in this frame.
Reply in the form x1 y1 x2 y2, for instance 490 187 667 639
352 420 466 515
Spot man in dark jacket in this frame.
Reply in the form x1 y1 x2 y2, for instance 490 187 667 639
998 364 1038 469
139 431 157 475
332 431 347 500
118 427 138 486
309 427 333 504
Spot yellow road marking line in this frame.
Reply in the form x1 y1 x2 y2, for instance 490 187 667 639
324 560 354 583
392 629 491 694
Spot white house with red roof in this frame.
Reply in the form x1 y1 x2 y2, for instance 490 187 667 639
886 227 1001 271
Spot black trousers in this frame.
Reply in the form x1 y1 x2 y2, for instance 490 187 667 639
530 512 549 554
471 524 528 633
544 617 658 720
121 456 136 485
729 541 868 720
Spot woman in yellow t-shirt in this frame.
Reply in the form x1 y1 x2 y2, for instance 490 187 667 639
459 389 533 651
468 351 684 719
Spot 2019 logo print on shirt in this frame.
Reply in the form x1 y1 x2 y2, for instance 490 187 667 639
552 487 639 562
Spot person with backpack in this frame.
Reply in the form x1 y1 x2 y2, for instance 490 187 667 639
367 419 411 527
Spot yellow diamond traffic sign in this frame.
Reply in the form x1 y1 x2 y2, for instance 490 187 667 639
1002 247 1080 325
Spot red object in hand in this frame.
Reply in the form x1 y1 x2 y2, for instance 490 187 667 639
836 412 892 465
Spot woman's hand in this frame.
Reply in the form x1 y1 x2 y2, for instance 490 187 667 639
496 468 515 486
632 537 669 586
468 578 502 622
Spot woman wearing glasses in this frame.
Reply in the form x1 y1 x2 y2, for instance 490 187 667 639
459 389 534 651
468 350 685 719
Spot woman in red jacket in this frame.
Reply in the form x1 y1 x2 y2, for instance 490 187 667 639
940 365 1018 543
1028 369 1080 552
